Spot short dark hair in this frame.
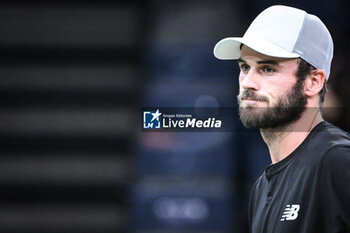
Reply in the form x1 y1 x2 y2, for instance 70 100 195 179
295 58 327 106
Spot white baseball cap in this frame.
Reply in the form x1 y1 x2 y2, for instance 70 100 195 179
213 5 334 80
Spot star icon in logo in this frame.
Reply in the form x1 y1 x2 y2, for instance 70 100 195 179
150 109 162 122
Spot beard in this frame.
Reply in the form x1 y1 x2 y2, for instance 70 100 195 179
237 80 307 129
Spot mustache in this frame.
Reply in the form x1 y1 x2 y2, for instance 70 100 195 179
237 90 269 103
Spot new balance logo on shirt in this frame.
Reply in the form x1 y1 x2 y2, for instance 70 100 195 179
280 204 300 221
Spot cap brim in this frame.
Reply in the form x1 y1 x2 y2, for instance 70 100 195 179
213 37 300 60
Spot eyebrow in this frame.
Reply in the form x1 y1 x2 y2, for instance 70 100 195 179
237 58 279 66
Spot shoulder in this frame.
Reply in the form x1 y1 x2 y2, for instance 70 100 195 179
320 145 350 177
318 144 350 214
303 121 350 160
289 121 350 174
318 121 350 159
316 123 350 195
251 173 266 192
249 173 267 204
312 121 350 146
313 125 350 230
320 121 349 141
248 173 266 215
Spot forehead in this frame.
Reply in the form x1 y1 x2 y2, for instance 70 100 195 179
239 45 298 66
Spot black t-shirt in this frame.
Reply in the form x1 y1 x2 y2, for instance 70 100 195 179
248 121 350 233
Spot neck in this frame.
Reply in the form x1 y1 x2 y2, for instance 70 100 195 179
260 108 323 164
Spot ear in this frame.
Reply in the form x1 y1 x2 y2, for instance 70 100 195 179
303 69 326 97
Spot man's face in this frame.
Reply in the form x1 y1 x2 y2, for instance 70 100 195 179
237 45 307 129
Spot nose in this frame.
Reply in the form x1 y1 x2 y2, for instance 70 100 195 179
240 69 260 91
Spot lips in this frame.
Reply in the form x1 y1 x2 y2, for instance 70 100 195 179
243 99 259 103
242 98 263 102
243 98 258 101
240 98 267 106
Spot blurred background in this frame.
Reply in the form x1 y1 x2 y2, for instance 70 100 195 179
0 0 348 233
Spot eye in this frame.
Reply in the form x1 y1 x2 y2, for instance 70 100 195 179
262 66 276 74
240 64 250 72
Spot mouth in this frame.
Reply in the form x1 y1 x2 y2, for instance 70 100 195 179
242 98 264 102
240 98 267 106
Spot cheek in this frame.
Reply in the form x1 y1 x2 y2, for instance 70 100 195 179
238 78 244 92
263 73 295 90
261 85 281 106
265 86 289 106
238 75 244 84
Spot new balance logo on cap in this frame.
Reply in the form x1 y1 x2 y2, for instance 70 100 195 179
280 204 300 221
